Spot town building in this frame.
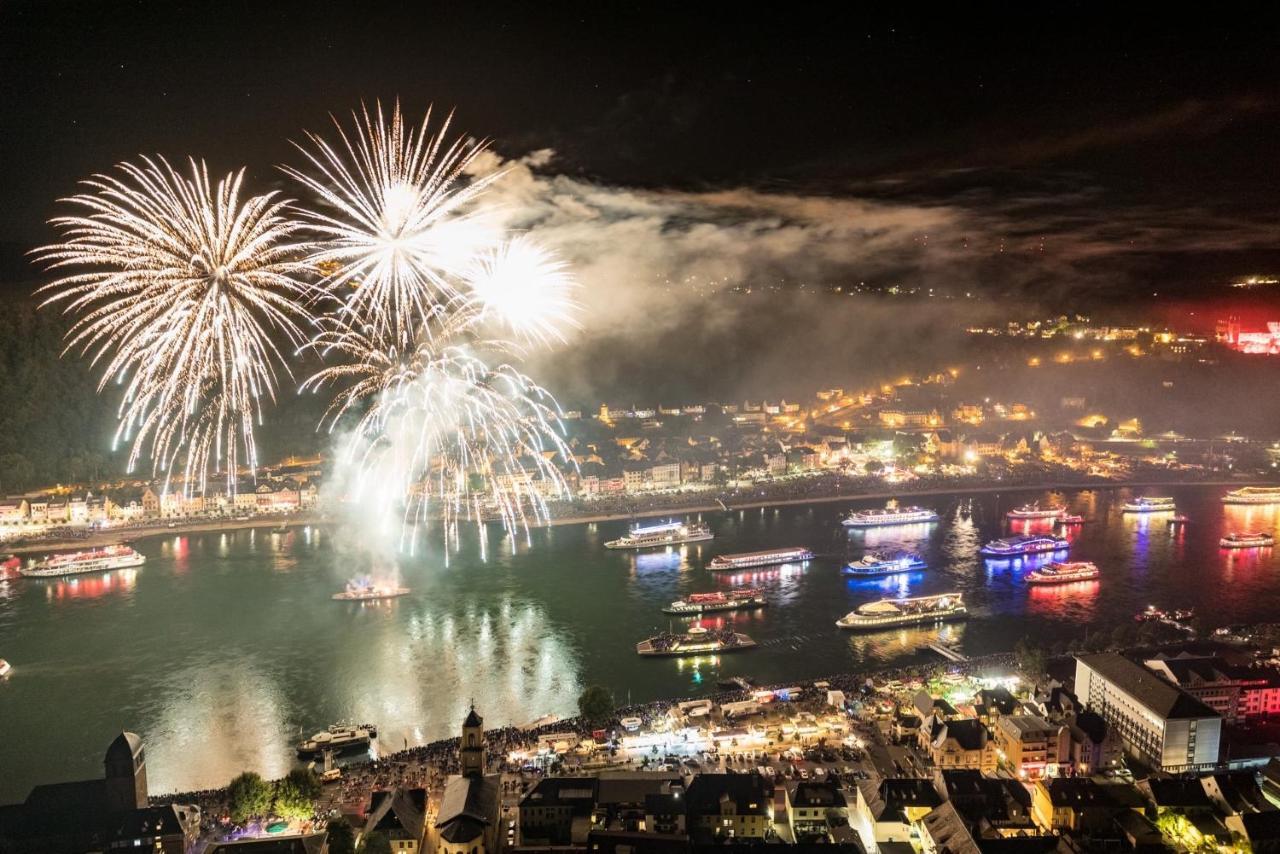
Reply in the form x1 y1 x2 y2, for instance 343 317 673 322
0 732 200 854
683 773 771 841
854 777 942 850
364 787 427 852
1145 655 1280 723
432 707 502 854
993 715 1070 779
922 718 995 774
1067 710 1123 775
1074 653 1222 772
519 777 595 844
0 497 28 524
784 779 844 840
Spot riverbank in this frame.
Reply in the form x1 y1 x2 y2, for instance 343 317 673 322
5 476 1268 555
3 514 323 555
538 477 1266 527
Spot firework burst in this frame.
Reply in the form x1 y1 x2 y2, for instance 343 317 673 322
284 100 503 350
35 156 312 494
290 102 579 546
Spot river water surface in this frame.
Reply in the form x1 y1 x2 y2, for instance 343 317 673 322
1 484 1278 800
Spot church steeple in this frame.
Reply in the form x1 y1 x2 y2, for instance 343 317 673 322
460 704 485 778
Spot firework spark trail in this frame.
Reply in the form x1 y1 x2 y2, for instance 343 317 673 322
289 101 579 547
35 156 313 495
283 100 505 350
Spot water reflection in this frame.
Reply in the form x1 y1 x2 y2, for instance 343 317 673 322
1025 580 1100 620
43 568 138 601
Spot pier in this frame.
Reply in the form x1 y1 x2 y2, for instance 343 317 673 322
924 643 969 662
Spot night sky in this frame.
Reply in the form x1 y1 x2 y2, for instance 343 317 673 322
3 3 1279 397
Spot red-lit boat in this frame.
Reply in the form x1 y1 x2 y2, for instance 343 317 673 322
1025 561 1100 585
663 588 768 615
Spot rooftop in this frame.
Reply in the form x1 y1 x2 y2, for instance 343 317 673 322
1077 653 1219 719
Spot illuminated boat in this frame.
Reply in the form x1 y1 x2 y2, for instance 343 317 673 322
0 659 10 678
20 545 145 578
332 576 411 601
0 555 19 579
843 550 927 577
1006 503 1064 520
663 589 768 615
635 626 757 657
707 547 813 570
979 534 1069 557
1056 514 1085 525
1223 486 1280 505
836 592 966 630
605 520 714 550
297 722 378 758
1122 496 1176 513
842 505 939 527
1220 532 1275 549
1025 561 1100 584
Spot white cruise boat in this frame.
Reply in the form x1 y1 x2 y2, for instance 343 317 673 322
1006 503 1065 520
842 505 940 527
1122 496 1176 513
1223 486 1280 505
836 592 967 631
0 659 11 678
707 547 813 571
1220 532 1276 549
20 545 146 578
605 520 713 550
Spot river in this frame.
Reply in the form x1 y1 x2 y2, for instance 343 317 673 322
0 483 1277 800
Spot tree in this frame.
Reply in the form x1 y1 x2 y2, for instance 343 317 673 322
274 768 321 821
328 817 356 854
227 771 273 824
577 685 614 723
863 459 885 475
360 831 393 854
1013 637 1046 677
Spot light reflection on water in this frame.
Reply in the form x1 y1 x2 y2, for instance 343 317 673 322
1 484 1279 799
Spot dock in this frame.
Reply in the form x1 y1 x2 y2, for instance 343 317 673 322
924 643 969 662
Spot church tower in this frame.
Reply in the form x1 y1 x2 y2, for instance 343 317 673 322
103 732 148 812
459 705 486 778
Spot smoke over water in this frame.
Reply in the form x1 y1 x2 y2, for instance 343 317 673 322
460 149 1279 405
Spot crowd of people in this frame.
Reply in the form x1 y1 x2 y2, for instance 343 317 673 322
150 648 1022 843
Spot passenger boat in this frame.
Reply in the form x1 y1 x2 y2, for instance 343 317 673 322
20 545 145 578
663 589 768 615
635 626 757 657
605 520 714 550
836 592 967 630
979 534 1069 557
1220 532 1276 549
707 547 813 571
1168 515 1190 526
842 505 939 527
1122 496 1176 513
1056 514 1085 525
843 551 927 577
0 659 11 678
0 555 19 579
297 723 378 758
1006 503 1065 520
332 576 411 601
1025 561 1100 584
1222 486 1280 505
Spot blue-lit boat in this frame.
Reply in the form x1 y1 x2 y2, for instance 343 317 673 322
979 534 1069 557
843 551 927 577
